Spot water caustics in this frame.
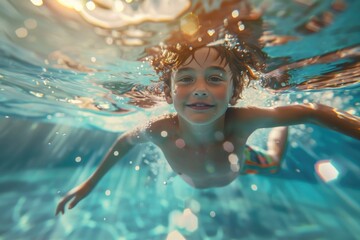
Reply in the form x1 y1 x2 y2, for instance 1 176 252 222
1 0 358 125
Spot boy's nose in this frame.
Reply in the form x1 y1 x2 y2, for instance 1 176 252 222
192 77 208 97
193 90 208 97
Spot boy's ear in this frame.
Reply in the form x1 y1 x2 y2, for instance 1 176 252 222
164 84 173 104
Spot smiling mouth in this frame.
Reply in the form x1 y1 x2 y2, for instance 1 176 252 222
186 103 215 110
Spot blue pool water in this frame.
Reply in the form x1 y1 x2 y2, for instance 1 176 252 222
1 0 360 239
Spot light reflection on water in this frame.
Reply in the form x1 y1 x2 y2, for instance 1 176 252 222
0 0 359 239
0 0 359 124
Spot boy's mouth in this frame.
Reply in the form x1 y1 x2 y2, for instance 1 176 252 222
186 103 214 110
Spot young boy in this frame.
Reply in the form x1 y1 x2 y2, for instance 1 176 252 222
56 36 360 216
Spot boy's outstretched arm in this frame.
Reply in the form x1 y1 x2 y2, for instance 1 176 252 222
55 127 150 216
241 103 360 140
307 104 360 140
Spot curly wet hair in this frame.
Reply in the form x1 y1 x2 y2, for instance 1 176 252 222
146 0 268 102
149 36 266 102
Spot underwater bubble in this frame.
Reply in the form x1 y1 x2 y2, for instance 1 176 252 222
180 13 200 36
75 156 82 163
210 211 216 217
15 28 28 38
232 10 239 18
207 29 215 36
251 184 258 191
223 141 234 153
30 0 43 6
230 163 240 172
175 138 186 149
290 141 299 148
161 131 168 137
85 1 96 11
135 165 140 171
24 19 37 29
105 190 111 196
238 23 245 31
228 153 238 164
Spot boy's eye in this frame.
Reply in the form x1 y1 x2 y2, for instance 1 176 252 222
177 76 194 83
208 75 224 82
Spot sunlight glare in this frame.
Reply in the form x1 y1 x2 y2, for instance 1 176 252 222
85 1 96 11
30 0 43 7
56 0 82 11
166 230 185 240
315 160 339 182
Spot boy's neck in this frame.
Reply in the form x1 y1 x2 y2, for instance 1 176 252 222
177 115 226 147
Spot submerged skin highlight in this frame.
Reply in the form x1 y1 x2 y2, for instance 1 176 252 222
56 46 360 216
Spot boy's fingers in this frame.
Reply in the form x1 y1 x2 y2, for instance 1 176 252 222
55 195 73 216
55 205 64 216
68 197 80 209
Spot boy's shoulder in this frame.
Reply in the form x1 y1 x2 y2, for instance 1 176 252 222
124 113 178 145
146 113 179 134
150 113 178 126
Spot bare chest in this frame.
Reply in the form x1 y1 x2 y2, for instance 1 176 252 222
157 137 247 187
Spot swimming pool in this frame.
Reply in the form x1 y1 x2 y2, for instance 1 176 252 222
1 0 359 239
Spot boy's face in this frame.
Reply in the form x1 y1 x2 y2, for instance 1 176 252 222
166 47 235 125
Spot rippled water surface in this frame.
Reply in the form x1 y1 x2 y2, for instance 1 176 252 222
0 0 359 239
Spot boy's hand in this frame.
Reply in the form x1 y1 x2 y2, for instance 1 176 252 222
55 181 93 216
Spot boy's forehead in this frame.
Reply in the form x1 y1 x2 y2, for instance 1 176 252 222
181 47 227 68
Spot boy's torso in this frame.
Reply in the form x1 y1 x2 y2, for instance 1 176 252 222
158 137 248 188
148 110 252 188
